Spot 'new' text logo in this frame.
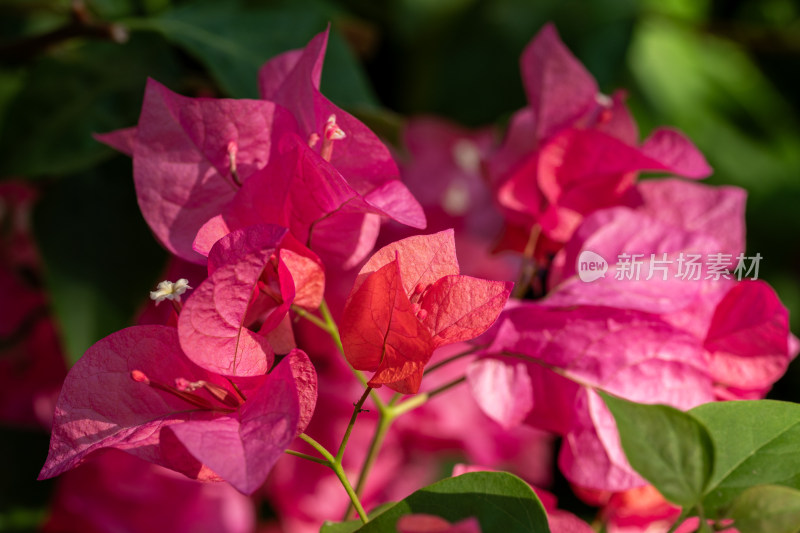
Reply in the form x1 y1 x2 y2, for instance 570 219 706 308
577 251 608 282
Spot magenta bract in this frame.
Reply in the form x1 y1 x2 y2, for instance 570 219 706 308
472 304 714 491
39 326 317 494
98 29 425 268
486 24 712 251
179 223 324 377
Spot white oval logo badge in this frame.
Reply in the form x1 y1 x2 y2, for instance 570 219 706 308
577 250 608 283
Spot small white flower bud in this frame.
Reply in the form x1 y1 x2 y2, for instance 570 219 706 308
149 278 192 304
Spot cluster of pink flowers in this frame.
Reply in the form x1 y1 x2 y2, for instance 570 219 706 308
29 23 797 532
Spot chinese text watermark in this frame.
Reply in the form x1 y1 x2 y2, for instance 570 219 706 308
577 251 762 283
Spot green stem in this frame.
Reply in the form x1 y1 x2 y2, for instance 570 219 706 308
336 387 372 463
423 345 482 375
344 375 467 519
285 449 329 466
512 224 541 299
696 506 712 533
391 393 429 417
299 433 369 524
391 375 466 417
290 304 328 330
428 375 467 399
665 509 692 533
319 299 385 409
318 299 344 354
293 300 384 408
346 412 394 520
331 461 368 524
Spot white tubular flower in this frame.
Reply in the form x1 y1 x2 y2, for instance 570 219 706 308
149 278 192 304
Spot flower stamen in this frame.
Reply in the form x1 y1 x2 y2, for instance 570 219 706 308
320 114 346 162
227 141 242 187
130 370 219 410
175 378 242 408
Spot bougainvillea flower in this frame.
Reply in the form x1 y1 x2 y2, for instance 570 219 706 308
179 223 324 377
257 29 425 232
469 304 714 491
195 131 419 268
396 515 481 533
468 175 796 488
136 257 209 328
704 280 796 399
97 79 296 263
340 230 512 394
485 24 711 254
98 29 424 266
585 484 682 532
43 449 256 533
547 178 746 289
634 179 746 262
543 180 796 399
376 117 520 282
581 483 738 533
39 325 317 494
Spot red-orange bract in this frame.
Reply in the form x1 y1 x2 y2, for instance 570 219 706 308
340 230 512 394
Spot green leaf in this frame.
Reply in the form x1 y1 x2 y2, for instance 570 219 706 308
349 472 550 532
389 0 636 126
126 0 377 107
727 485 800 533
629 19 800 194
320 520 362 533
599 392 714 507
691 400 800 518
32 159 167 364
0 34 183 178
320 503 395 533
86 0 138 20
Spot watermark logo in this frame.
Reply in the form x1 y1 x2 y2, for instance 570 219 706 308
576 250 763 283
577 250 608 282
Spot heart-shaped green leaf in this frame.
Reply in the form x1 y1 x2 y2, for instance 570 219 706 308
342 472 550 532
600 392 714 507
727 485 800 533
691 400 800 517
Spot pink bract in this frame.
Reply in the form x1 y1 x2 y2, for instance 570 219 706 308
43 449 256 533
112 79 293 263
39 325 317 494
341 230 512 394
179 224 324 377
257 29 426 232
465 357 533 430
543 180 796 399
98 29 425 267
470 304 714 491
200 132 411 269
486 24 712 252
396 515 482 533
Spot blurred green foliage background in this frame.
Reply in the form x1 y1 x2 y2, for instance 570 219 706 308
1 0 799 529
